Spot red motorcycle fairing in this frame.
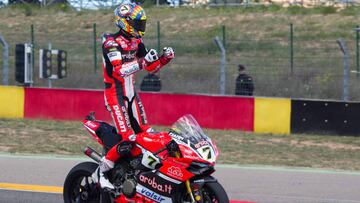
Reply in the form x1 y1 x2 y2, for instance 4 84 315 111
83 119 103 146
159 157 194 182
83 117 215 202
114 170 182 203
135 132 172 155
135 131 209 182
178 144 213 165
115 194 158 203
83 119 122 151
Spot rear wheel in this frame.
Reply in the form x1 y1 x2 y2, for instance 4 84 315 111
63 162 111 203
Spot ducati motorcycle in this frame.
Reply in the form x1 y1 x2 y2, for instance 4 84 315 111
63 113 229 203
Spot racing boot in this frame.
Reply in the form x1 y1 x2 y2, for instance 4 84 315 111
92 157 115 190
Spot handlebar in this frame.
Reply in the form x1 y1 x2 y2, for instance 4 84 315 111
153 146 168 156
153 140 181 157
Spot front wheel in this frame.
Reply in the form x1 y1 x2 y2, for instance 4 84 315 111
181 180 229 203
202 182 229 203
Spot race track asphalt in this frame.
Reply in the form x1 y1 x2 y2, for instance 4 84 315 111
0 154 360 203
0 190 62 203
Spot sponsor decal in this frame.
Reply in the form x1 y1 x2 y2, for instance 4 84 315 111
140 188 165 202
195 140 210 149
121 106 131 128
136 185 172 203
122 52 136 60
167 166 183 178
131 41 138 49
169 132 184 141
108 53 116 57
120 61 140 76
113 105 127 132
139 175 173 194
116 38 128 48
137 101 147 123
107 52 122 62
85 120 98 129
109 47 117 52
105 40 118 48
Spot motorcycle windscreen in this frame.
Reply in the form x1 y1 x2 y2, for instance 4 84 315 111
170 114 218 163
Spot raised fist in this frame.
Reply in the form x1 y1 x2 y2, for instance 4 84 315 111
162 47 174 59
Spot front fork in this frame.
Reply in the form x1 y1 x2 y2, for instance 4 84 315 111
185 180 196 203
175 152 198 203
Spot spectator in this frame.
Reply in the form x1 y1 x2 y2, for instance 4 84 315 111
140 73 162 92
235 64 254 96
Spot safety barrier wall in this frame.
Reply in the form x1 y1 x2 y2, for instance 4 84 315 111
140 93 254 131
291 100 360 135
0 86 24 118
254 97 291 135
1 86 360 135
24 88 109 121
22 87 255 131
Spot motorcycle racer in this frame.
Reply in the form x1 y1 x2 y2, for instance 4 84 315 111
92 2 174 190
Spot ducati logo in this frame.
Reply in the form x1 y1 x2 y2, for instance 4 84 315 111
113 105 127 132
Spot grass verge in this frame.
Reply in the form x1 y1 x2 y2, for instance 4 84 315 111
0 118 360 171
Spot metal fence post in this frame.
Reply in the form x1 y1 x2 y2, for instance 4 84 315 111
222 25 226 50
31 24 35 75
356 25 359 78
48 42 52 88
93 23 97 73
337 38 350 101
80 0 83 10
157 21 161 52
0 34 9 85
214 36 226 95
289 23 294 75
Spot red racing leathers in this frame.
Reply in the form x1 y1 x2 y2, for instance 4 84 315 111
102 30 171 162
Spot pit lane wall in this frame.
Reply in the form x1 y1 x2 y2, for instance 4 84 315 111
1 86 359 135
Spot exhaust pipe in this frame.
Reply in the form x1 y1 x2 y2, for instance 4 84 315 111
84 147 102 163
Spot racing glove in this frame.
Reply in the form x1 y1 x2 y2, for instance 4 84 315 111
144 49 159 63
141 47 174 73
159 47 174 66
